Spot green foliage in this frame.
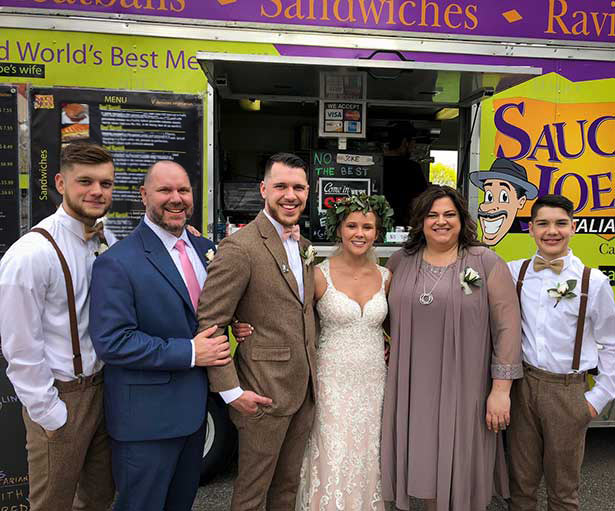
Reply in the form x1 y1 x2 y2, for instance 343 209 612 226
430 162 457 187
324 193 395 242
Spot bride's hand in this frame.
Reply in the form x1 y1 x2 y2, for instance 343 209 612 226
186 224 202 237
231 320 254 343
485 388 511 433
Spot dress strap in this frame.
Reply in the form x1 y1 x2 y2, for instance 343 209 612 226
318 259 334 288
378 265 390 292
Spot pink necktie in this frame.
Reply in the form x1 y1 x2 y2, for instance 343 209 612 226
175 239 201 310
281 225 300 241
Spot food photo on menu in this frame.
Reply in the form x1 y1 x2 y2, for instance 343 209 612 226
61 103 90 143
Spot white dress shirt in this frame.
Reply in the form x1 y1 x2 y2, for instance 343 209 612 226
0 206 117 431
143 215 207 367
509 251 615 413
219 210 305 404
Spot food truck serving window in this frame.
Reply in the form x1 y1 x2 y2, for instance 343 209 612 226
197 52 540 247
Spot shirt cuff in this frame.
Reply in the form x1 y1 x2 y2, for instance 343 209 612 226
219 387 243 404
585 387 610 415
190 338 196 368
32 398 68 432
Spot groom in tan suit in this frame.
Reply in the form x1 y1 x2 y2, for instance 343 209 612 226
197 153 317 510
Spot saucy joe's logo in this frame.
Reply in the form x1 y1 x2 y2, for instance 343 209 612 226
478 82 615 245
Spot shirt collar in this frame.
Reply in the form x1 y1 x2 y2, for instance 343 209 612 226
55 205 91 243
144 214 189 252
263 209 287 242
533 249 573 272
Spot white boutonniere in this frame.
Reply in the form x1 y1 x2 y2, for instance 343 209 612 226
459 266 482 295
205 249 215 264
300 245 315 267
547 280 577 307
95 242 109 257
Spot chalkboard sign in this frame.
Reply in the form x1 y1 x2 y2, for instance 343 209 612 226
0 85 19 259
30 88 202 238
0 350 29 509
310 150 383 242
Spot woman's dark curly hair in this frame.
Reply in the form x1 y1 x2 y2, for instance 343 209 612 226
404 185 483 255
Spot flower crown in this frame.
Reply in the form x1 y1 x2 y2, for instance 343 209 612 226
324 193 395 242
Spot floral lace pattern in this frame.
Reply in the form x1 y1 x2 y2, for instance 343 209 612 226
296 259 389 511
491 363 524 380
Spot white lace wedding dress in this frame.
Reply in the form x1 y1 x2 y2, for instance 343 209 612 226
296 259 389 511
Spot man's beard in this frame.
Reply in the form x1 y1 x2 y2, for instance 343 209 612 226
64 194 110 222
149 205 193 235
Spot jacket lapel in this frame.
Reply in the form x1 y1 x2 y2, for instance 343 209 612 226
257 212 302 303
138 221 193 312
299 237 314 306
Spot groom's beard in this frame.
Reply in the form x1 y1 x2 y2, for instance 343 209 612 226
266 202 305 227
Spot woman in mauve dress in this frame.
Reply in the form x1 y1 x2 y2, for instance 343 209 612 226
381 185 523 511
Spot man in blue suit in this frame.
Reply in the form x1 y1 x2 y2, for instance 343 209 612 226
90 160 230 511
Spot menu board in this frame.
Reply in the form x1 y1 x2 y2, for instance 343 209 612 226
0 85 19 258
30 88 202 238
310 150 383 242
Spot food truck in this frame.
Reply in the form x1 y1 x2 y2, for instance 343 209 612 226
1 0 614 503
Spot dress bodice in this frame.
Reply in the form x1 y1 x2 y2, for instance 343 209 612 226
316 259 389 352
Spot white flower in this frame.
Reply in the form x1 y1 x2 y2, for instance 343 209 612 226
547 279 577 307
205 249 215 263
301 245 315 266
460 266 482 295
465 267 480 281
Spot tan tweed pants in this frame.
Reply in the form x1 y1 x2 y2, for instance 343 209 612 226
508 364 592 511
22 372 114 511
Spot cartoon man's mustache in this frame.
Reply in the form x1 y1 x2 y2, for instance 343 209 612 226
478 210 508 220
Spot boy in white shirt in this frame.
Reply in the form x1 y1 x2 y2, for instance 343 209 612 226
507 194 615 511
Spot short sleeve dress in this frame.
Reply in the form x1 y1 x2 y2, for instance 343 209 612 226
381 246 523 511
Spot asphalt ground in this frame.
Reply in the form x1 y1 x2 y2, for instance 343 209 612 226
193 428 615 510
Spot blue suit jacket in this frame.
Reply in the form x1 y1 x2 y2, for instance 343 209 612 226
89 221 215 442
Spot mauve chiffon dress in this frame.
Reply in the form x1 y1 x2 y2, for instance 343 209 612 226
381 246 523 511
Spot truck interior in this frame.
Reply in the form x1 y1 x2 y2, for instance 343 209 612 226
198 52 540 244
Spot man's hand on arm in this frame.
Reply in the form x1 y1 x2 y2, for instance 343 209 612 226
193 325 231 367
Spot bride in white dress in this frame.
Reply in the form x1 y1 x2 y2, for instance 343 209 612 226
233 195 393 511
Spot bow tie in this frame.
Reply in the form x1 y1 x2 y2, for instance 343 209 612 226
84 222 107 244
533 257 564 274
281 225 300 241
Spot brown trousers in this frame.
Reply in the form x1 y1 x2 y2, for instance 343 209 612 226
229 391 315 511
508 364 593 511
22 372 115 511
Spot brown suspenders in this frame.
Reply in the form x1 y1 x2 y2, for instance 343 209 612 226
31 227 84 378
516 258 591 372
572 266 591 371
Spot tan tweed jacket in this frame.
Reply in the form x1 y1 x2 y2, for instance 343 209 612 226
197 212 317 416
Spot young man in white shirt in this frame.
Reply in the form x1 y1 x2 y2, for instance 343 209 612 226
0 142 116 511
507 194 615 511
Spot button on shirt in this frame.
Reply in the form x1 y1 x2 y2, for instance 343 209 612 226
219 210 305 405
0 206 117 431
509 251 615 413
143 215 207 366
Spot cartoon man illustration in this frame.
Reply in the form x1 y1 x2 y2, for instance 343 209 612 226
470 158 538 246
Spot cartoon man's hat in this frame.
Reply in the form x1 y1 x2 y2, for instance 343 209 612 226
470 158 538 200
